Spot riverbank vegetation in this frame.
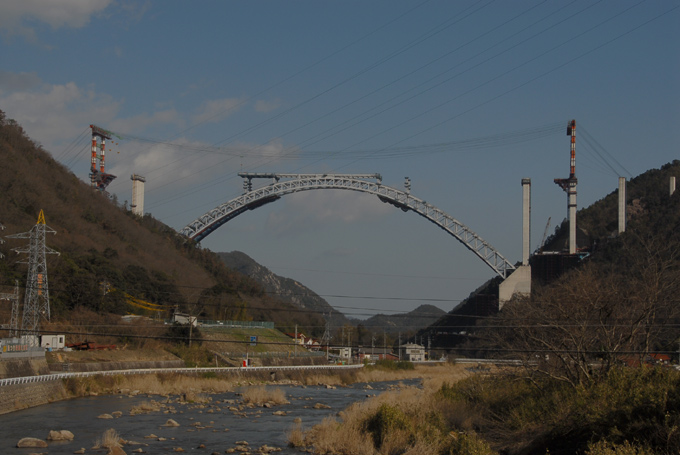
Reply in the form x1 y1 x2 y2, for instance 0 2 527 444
293 365 680 455
60 362 468 400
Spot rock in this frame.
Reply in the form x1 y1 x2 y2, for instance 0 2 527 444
47 430 75 441
173 448 185 452
197 443 206 448
313 403 331 409
163 419 180 427
259 444 281 453
17 437 48 448
108 446 127 455
112 411 123 418
144 434 158 439
235 440 249 445
272 410 287 416
132 449 145 453
74 449 86 454
98 413 114 419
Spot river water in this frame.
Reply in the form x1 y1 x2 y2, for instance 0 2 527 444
1 379 418 454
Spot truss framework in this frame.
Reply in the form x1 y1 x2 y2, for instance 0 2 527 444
7 211 60 343
180 174 515 278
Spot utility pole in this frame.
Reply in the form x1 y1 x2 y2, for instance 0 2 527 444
371 335 375 359
7 210 59 345
398 333 402 360
383 331 386 358
347 329 352 364
321 312 331 361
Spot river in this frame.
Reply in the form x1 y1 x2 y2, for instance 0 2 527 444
1 379 418 454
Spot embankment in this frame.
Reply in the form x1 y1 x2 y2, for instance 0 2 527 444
0 358 67 415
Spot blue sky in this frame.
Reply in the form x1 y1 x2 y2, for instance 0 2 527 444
1 1 678 320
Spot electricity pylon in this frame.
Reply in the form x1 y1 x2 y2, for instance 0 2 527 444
7 210 59 344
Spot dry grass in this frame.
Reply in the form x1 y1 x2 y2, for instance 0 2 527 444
300 364 472 455
93 428 122 449
65 372 235 398
304 415 375 455
241 385 288 405
286 421 305 448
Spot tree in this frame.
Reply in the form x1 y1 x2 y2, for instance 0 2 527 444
490 232 680 387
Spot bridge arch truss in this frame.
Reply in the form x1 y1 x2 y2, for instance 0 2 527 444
179 173 516 278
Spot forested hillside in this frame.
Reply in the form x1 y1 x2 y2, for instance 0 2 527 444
0 110 324 332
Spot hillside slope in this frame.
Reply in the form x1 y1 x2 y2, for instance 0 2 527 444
0 110 323 332
421 161 680 351
217 251 350 328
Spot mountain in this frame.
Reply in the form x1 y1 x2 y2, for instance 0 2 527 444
0 110 324 333
418 161 680 350
216 251 351 329
359 304 446 334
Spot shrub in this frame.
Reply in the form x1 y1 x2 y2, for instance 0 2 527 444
370 359 415 371
364 403 413 449
440 431 495 455
241 386 288 405
586 440 654 455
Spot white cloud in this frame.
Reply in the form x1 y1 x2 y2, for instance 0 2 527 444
0 70 42 91
192 97 245 124
0 0 113 38
0 80 120 147
0 73 181 159
265 190 393 237
254 98 281 113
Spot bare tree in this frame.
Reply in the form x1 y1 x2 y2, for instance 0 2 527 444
490 233 680 388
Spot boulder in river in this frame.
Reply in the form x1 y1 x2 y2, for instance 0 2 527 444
163 419 180 427
47 430 75 441
17 437 48 448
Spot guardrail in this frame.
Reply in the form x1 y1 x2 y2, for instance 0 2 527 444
0 363 364 387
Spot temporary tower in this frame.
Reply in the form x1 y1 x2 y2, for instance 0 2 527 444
554 120 578 254
90 124 117 191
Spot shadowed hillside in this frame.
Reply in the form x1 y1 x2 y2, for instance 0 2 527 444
0 110 324 334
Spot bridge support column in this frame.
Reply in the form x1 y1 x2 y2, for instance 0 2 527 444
499 265 531 309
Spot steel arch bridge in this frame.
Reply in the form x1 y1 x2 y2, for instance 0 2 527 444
179 173 516 278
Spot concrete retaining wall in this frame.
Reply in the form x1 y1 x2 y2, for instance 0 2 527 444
0 358 51 379
0 380 67 415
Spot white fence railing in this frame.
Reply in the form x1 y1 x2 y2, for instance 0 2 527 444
0 363 364 387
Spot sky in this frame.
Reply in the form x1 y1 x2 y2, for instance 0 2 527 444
1 1 678 321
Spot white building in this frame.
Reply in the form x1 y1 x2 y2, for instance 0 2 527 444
399 343 425 362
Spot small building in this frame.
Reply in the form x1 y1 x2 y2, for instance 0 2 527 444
285 332 308 346
40 334 65 350
173 312 198 327
399 343 425 362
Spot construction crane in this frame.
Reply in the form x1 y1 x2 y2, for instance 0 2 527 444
538 217 551 253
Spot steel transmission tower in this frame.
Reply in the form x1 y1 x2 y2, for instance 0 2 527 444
7 210 59 343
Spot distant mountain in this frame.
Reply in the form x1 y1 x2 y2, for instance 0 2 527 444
217 251 351 328
359 304 446 334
